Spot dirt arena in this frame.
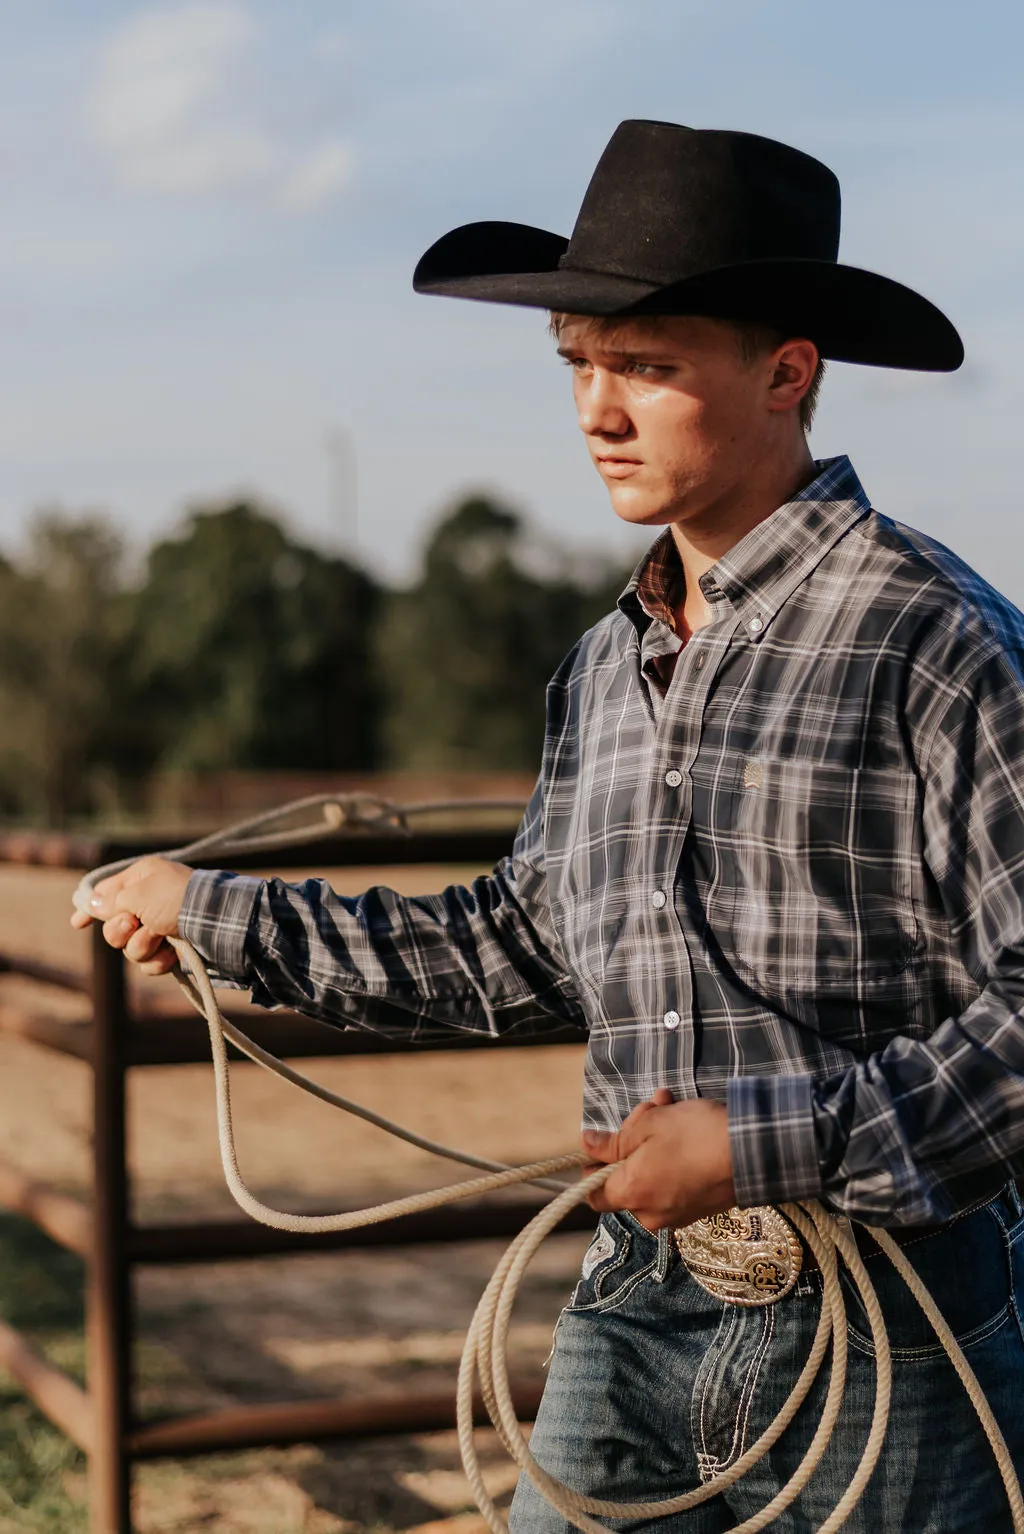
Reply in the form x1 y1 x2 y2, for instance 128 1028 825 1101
0 860 592 1532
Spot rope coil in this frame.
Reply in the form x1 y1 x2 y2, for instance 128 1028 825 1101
73 797 1024 1532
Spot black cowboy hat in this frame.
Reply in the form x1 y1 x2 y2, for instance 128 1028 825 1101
413 120 963 372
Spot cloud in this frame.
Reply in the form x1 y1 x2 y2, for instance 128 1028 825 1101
280 138 351 212
85 2 350 209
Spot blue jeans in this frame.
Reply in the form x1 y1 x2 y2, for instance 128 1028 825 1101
509 1189 1024 1531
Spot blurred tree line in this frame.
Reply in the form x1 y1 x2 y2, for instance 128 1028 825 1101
0 493 633 824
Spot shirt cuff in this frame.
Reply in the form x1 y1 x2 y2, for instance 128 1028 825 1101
726 1073 823 1207
179 869 265 984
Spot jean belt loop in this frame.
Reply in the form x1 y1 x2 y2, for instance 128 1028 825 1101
655 1226 673 1282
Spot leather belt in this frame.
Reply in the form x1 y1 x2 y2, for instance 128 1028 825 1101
800 1184 1017 1272
799 1218 945 1273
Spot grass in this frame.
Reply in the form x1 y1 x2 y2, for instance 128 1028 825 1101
0 1213 88 1531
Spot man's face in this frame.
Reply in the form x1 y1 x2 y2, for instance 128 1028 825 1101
555 314 782 530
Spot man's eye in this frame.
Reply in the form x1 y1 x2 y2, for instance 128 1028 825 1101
627 361 658 377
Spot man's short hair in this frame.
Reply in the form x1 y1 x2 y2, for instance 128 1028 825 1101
548 313 827 434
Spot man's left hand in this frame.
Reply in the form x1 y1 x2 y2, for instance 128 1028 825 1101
582 1088 736 1230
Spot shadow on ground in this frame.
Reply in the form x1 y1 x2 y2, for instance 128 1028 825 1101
0 1212 590 1531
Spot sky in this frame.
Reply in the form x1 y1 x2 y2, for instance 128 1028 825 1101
0 1 1022 591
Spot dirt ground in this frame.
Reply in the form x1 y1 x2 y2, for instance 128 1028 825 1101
0 862 593 1532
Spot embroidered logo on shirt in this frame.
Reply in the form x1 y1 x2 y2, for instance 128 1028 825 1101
743 760 763 790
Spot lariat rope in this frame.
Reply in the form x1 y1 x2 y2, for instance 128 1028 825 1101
72 794 1024 1533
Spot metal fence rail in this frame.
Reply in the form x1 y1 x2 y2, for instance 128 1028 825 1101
0 826 590 1533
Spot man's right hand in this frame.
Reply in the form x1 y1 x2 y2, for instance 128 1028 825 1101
70 856 193 976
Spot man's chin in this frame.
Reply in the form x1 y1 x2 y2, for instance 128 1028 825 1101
606 487 678 527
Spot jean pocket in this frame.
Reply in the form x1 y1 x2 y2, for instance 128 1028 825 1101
843 1203 1012 1361
565 1212 658 1314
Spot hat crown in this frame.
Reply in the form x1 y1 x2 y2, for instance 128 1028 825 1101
563 121 841 284
412 118 963 372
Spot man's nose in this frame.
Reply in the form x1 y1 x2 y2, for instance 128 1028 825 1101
576 372 630 438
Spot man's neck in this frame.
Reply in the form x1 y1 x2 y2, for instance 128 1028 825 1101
670 443 817 633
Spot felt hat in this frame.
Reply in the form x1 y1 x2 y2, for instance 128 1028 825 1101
413 119 963 371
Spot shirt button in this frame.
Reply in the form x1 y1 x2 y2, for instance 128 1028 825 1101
664 769 683 788
748 616 764 635
663 1010 681 1030
651 889 667 909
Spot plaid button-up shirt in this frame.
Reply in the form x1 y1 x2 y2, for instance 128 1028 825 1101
181 456 1024 1226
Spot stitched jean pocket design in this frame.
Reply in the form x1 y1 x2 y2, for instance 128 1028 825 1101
566 1214 656 1314
581 1222 617 1281
690 1301 775 1481
845 1205 1012 1361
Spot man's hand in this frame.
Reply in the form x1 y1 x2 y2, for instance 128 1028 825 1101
581 1088 736 1231
70 856 193 976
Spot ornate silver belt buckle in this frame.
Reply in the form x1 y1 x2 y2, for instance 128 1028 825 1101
673 1205 802 1306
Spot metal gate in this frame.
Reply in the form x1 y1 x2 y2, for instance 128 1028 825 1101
0 825 589 1532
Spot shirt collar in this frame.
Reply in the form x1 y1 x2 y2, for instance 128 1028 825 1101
618 456 871 643
633 526 684 629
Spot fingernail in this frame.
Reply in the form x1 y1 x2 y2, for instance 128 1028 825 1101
581 1130 598 1148
89 896 105 912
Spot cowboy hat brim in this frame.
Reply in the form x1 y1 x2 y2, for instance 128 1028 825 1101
413 220 964 372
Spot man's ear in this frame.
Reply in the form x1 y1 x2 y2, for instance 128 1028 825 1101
766 338 819 415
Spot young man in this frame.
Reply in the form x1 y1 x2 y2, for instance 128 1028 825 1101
76 123 1024 1530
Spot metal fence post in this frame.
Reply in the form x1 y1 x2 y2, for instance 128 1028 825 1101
87 928 133 1534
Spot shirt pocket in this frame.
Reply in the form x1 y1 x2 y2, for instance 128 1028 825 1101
697 756 922 996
